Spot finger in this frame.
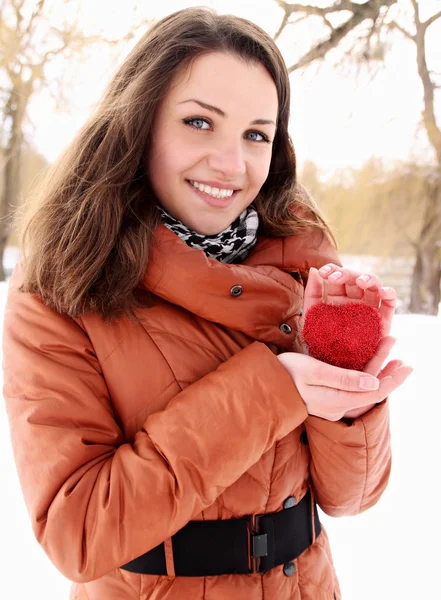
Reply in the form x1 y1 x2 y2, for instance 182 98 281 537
325 269 382 299
303 267 325 312
307 359 381 392
307 383 385 421
343 283 365 300
310 364 413 419
318 265 383 292
376 365 414 394
378 359 404 378
360 287 381 308
378 287 397 335
352 274 382 307
363 336 396 377
354 273 382 292
317 264 347 298
318 263 341 278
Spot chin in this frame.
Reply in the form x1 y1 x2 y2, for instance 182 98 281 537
186 217 232 236
192 225 224 235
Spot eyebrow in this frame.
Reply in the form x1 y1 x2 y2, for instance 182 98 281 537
178 98 277 127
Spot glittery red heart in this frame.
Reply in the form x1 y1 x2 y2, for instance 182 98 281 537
301 302 383 371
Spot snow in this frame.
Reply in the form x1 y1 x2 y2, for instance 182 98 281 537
0 280 439 599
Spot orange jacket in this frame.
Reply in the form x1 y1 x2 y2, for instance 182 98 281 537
2 225 391 600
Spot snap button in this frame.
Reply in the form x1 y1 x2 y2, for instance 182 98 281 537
283 496 296 509
283 561 296 577
279 323 292 334
300 430 308 446
230 285 243 297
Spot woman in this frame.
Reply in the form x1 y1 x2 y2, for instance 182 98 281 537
2 7 412 600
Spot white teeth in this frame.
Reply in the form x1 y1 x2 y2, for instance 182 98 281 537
189 180 234 199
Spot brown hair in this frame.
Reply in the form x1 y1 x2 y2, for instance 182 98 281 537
18 7 336 322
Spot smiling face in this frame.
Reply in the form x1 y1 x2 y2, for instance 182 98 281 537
146 51 279 235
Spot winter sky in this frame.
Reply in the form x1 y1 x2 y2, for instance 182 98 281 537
29 0 441 175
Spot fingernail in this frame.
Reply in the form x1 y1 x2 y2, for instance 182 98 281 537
330 271 342 280
319 265 332 274
357 274 370 283
359 376 380 390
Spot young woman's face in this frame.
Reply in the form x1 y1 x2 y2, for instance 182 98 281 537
147 52 279 235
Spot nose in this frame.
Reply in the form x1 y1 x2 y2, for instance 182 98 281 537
206 137 246 179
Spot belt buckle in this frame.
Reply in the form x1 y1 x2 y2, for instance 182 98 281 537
249 513 268 574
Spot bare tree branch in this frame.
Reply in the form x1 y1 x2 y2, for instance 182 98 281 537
388 20 415 40
275 0 398 73
24 0 45 36
287 8 370 72
274 0 359 18
274 6 290 41
423 10 441 31
410 0 420 24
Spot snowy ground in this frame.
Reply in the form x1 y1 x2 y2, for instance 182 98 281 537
0 280 439 599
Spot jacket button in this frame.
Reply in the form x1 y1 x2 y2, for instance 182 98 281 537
279 323 292 334
283 496 296 509
283 562 296 577
230 285 243 297
300 430 308 445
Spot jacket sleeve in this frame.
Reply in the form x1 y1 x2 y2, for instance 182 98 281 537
282 207 391 517
304 400 391 516
2 275 308 583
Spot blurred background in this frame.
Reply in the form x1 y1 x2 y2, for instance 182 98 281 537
0 1 440 598
1 0 440 314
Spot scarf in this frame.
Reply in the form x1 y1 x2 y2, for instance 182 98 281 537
158 205 259 264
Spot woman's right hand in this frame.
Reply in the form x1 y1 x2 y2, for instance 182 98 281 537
277 336 413 421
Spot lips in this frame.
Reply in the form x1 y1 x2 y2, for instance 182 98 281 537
187 179 241 191
186 180 238 208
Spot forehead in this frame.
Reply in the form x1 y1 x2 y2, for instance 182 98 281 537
165 51 278 118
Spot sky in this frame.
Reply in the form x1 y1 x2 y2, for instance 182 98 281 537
1 278 439 599
27 0 441 175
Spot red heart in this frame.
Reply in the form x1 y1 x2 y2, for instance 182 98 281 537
301 302 383 371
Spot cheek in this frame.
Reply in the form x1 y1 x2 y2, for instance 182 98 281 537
249 150 273 190
149 137 200 180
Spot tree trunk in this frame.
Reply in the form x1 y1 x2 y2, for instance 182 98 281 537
0 82 29 280
408 184 441 314
409 240 441 314
411 2 441 314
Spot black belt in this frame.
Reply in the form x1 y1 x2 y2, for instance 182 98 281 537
120 490 321 577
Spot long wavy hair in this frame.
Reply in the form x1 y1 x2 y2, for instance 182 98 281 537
18 7 337 322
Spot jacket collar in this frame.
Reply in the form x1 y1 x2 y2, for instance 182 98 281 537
140 225 340 349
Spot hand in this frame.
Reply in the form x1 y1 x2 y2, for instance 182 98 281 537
277 335 413 422
342 335 409 419
303 264 396 336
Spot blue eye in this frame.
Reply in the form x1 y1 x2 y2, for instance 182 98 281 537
184 117 211 130
183 117 271 143
247 131 270 143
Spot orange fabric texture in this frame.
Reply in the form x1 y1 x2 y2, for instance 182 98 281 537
2 225 392 599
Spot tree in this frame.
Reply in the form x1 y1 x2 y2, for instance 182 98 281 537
0 0 140 281
275 0 441 314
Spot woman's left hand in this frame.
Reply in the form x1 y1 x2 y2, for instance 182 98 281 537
302 264 401 419
302 263 397 336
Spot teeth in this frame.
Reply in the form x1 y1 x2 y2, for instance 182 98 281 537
190 180 234 199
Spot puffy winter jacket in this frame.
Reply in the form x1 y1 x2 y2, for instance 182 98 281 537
2 224 391 600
